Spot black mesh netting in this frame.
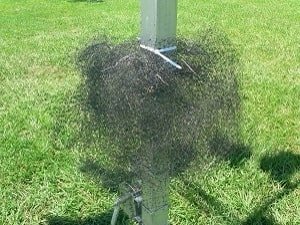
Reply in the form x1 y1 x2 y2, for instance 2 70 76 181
76 30 244 189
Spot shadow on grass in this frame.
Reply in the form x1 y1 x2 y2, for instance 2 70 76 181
260 151 300 187
177 141 251 221
179 150 299 225
178 178 238 224
240 184 299 225
178 179 282 225
80 159 135 192
207 133 251 167
242 150 300 225
47 210 129 225
79 136 250 196
242 215 280 225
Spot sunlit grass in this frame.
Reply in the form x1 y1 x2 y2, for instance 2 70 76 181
0 0 299 224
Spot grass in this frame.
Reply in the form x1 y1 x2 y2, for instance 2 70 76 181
0 0 299 224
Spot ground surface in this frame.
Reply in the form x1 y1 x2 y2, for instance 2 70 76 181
0 0 299 224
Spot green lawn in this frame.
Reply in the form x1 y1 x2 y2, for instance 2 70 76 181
0 0 299 224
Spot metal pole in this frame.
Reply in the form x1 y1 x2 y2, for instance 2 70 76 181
136 141 170 225
140 0 178 50
139 1 177 224
141 173 169 225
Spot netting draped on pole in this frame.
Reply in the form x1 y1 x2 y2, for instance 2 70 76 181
74 1 243 225
77 29 242 224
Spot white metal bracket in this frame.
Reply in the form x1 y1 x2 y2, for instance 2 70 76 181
140 44 182 70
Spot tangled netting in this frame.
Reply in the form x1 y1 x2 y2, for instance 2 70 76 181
77 30 242 191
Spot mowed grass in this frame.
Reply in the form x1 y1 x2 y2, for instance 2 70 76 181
0 0 299 225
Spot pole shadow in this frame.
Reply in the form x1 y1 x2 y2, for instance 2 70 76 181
240 150 300 224
176 178 238 225
260 150 300 188
176 150 299 225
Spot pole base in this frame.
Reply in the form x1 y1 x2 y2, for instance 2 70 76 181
142 205 169 225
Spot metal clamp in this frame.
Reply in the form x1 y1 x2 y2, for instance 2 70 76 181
111 182 143 225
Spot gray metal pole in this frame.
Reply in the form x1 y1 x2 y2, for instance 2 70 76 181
140 0 178 50
138 143 170 225
141 173 169 225
138 1 178 224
